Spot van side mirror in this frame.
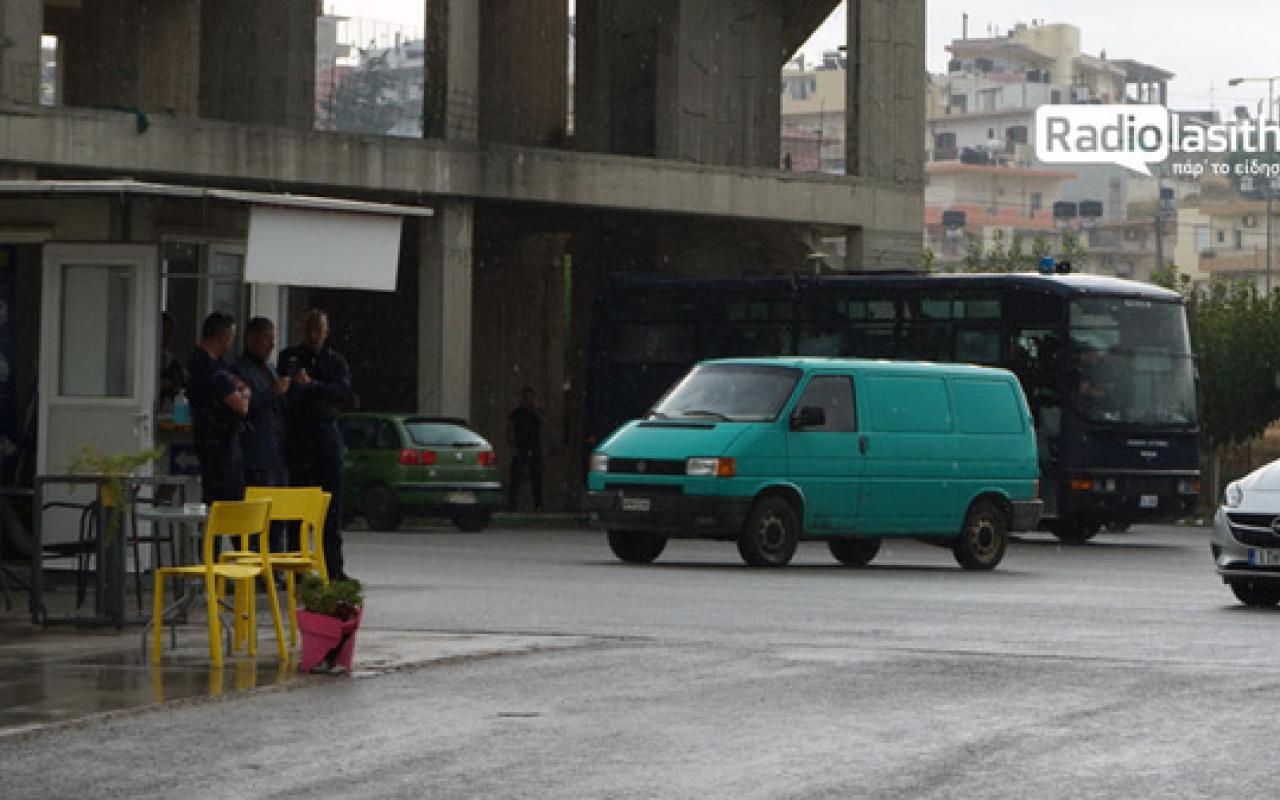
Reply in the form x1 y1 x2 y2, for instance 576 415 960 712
791 406 826 430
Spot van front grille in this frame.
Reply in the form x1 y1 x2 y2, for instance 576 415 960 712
608 458 685 476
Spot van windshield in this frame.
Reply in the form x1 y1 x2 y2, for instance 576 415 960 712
649 364 800 422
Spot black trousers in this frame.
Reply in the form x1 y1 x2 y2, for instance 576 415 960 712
289 425 345 578
509 448 543 510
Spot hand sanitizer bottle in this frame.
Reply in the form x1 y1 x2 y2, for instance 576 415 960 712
173 389 191 425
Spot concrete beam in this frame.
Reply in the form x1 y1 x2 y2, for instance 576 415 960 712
0 107 919 233
0 0 42 107
417 201 473 418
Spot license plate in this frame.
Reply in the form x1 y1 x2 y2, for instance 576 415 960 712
621 497 651 512
1139 494 1159 509
446 491 476 505
1249 548 1280 567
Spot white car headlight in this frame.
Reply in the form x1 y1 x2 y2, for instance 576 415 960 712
589 453 609 473
1223 481 1244 509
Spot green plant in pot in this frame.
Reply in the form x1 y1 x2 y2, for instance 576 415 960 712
296 573 364 673
68 443 164 542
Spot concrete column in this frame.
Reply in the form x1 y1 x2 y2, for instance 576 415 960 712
480 0 568 146
654 0 784 168
573 0 659 157
847 0 925 268
417 202 473 419
847 0 924 183
0 0 42 107
200 0 316 129
55 0 199 117
424 0 481 142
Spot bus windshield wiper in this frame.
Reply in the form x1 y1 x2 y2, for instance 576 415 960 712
679 409 732 421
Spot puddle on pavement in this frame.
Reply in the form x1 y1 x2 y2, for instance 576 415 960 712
0 646 300 734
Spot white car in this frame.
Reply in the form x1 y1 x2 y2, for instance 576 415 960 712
1212 459 1280 606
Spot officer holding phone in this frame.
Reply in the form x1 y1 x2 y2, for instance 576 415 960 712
279 309 353 580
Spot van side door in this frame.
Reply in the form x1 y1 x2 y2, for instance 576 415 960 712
857 373 958 535
785 374 861 531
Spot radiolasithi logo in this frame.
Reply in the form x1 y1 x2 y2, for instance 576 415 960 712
1036 105 1280 177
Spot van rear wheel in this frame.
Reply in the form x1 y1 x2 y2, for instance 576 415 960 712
607 530 668 564
829 538 881 568
953 501 1008 571
737 496 800 568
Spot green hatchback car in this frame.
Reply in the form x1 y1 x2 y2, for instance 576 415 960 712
340 413 503 532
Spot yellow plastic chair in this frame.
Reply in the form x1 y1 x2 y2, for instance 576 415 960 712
151 499 286 668
226 487 331 648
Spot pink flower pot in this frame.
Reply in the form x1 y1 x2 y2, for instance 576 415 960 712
296 608 362 673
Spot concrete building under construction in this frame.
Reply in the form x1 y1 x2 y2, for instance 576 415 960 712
0 1 926 511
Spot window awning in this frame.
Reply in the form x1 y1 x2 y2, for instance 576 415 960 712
245 204 402 292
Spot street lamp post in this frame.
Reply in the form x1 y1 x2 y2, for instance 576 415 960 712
1229 76 1280 293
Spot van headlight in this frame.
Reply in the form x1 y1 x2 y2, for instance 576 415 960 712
589 453 609 473
1223 481 1244 509
686 457 736 478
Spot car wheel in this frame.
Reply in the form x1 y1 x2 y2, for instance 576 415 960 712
737 496 800 568
1051 521 1100 545
607 530 667 564
1230 579 1280 607
363 484 402 532
451 509 492 533
828 538 881 568
953 500 1008 571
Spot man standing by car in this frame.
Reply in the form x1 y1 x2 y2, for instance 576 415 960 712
280 309 353 580
188 312 249 505
236 317 290 548
507 386 544 511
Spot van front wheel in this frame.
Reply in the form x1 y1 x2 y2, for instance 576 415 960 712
737 497 800 568
829 538 881 568
607 530 668 564
953 501 1008 571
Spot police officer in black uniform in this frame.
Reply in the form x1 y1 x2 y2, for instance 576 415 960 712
279 309 353 580
187 312 250 505
236 317 290 548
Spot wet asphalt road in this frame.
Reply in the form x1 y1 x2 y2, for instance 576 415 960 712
5 524 1280 799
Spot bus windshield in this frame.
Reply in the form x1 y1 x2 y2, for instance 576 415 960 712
1069 297 1196 426
650 365 800 422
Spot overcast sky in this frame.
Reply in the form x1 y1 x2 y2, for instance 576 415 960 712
327 1 1280 116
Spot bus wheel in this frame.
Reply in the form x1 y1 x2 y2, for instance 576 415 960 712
1230 579 1280 608
829 538 881 568
737 496 800 568
607 530 667 564
1052 522 1100 545
953 501 1008 571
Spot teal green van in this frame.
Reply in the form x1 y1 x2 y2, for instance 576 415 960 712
584 358 1041 570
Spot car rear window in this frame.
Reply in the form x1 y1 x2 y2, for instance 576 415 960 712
405 421 485 447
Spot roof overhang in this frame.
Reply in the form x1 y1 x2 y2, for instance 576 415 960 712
0 179 435 217
0 180 430 291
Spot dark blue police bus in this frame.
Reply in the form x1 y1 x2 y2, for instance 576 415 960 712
586 272 1200 543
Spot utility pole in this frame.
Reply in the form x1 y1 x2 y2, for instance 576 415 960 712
1228 75 1280 293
